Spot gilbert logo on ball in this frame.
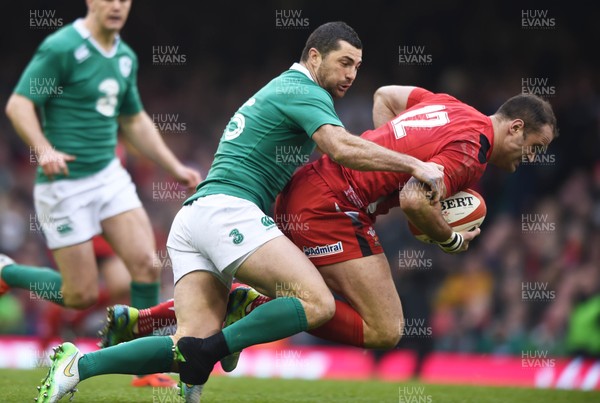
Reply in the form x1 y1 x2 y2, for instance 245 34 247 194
409 188 486 243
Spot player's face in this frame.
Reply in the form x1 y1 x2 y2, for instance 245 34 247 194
501 123 554 172
315 41 362 98
88 0 132 32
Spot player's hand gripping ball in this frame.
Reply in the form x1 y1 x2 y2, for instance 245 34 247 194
409 188 486 243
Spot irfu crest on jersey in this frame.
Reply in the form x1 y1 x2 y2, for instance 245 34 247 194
119 56 132 78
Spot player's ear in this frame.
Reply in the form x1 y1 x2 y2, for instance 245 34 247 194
509 119 524 136
308 48 322 67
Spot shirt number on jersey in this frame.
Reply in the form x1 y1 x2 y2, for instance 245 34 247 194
223 113 245 140
391 105 450 139
223 98 255 141
96 78 120 117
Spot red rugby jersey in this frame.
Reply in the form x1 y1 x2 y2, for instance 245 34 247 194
313 87 494 217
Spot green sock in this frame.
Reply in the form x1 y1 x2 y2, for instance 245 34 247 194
130 281 160 309
222 297 308 353
0 264 63 305
78 336 173 381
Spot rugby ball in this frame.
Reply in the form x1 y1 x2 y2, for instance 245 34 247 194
408 188 486 243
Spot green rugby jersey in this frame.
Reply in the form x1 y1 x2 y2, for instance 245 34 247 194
14 19 143 183
187 64 343 212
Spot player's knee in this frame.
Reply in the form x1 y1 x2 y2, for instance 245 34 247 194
366 317 403 349
62 289 98 309
373 327 402 349
304 292 336 328
128 251 160 282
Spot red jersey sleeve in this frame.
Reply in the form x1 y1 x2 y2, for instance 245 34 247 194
428 140 486 197
406 87 436 109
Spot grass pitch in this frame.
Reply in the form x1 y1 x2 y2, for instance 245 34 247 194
1 369 597 402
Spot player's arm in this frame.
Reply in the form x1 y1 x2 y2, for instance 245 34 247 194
400 177 479 254
5 93 75 179
372 85 417 128
6 41 75 179
118 111 201 188
313 125 445 201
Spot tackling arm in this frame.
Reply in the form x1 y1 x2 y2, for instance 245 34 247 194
312 125 445 201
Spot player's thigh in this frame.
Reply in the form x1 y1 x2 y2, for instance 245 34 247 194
172 270 229 341
234 235 335 328
34 176 104 251
52 240 99 302
236 235 331 300
101 207 157 280
319 253 403 328
96 160 155 276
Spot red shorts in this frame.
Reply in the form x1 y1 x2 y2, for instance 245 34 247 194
92 235 116 259
274 164 383 267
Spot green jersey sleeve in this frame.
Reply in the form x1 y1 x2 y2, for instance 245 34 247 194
14 40 66 106
281 79 343 137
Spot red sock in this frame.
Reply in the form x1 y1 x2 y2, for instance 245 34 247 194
307 300 365 347
137 299 176 336
246 294 271 313
233 282 271 314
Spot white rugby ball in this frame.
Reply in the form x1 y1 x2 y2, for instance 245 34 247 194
408 188 486 243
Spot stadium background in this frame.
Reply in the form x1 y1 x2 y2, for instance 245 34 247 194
0 0 598 384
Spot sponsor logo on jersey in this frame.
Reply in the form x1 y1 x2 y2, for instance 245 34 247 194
119 56 132 78
340 188 364 209
303 241 343 258
74 45 91 63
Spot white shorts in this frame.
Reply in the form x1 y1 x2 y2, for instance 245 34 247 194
167 194 283 288
33 158 142 249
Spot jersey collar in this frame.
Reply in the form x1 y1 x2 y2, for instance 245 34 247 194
290 63 315 82
73 18 121 58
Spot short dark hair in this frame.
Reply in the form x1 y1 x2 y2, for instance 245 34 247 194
300 21 362 62
495 94 559 138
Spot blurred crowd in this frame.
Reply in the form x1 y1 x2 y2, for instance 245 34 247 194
0 1 599 366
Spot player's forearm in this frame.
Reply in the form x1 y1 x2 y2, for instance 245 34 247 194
5 94 52 152
119 111 184 175
332 133 424 175
400 190 453 242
